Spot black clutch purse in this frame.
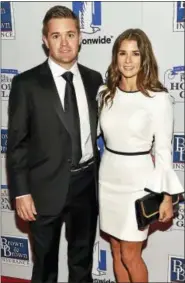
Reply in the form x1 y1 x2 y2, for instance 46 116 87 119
135 191 180 230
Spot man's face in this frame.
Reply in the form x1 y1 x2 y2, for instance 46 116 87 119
43 18 81 69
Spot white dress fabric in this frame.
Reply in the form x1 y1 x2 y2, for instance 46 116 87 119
98 86 183 241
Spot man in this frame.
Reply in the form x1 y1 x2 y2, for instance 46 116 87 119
7 5 103 283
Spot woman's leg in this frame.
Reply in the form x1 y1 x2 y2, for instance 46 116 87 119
110 236 131 282
120 240 148 283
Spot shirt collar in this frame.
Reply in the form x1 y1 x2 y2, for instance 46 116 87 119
48 57 79 78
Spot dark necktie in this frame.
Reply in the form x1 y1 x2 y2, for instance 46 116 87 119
62 71 82 166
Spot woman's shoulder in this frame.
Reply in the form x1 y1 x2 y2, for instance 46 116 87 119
148 90 172 103
96 84 108 101
148 90 169 98
98 84 108 93
148 91 173 115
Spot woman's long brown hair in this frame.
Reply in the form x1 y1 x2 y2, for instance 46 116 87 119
100 28 168 109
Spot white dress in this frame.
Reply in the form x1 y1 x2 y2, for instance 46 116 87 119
98 86 183 241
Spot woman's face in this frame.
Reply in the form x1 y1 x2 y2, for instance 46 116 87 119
117 39 141 79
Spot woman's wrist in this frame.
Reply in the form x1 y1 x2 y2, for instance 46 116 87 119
163 194 172 203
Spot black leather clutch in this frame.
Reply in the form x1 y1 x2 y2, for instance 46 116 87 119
135 191 180 230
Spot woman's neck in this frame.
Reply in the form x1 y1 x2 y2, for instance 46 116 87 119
119 77 138 92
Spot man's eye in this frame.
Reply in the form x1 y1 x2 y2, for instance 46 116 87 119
68 33 75 38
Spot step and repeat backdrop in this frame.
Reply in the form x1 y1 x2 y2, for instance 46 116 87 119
1 1 184 282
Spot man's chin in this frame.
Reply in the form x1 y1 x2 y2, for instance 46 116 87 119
49 56 77 68
57 57 77 65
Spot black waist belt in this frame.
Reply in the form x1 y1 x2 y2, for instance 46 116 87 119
105 146 150 156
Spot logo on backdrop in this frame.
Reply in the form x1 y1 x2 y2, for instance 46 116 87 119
168 255 185 282
1 1 15 39
1 69 18 101
73 1 113 44
164 66 184 104
1 128 8 155
170 201 184 231
173 133 185 171
173 1 185 32
1 236 30 265
1 69 18 129
73 1 101 34
97 136 105 157
92 241 107 276
1 185 11 211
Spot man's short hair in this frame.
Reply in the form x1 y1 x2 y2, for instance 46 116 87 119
42 5 80 36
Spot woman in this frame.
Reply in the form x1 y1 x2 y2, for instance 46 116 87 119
97 29 183 283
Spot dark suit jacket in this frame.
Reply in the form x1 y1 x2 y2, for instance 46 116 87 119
7 60 103 215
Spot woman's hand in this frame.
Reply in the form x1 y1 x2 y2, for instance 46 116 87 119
159 195 173 223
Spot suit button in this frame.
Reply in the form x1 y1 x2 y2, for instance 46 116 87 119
67 159 72 163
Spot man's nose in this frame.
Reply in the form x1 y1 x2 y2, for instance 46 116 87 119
60 36 68 46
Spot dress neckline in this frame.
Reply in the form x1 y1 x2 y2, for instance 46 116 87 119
117 86 140 93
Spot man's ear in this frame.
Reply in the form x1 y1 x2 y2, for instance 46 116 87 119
78 33 82 52
79 32 82 44
42 35 49 49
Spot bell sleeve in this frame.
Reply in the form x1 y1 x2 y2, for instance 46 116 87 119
145 92 183 195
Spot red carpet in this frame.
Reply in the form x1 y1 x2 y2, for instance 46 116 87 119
1 277 30 283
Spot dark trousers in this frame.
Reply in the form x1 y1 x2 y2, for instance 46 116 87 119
29 164 98 283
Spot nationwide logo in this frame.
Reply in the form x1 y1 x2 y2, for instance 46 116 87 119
170 201 184 231
173 1 185 32
73 1 101 34
1 236 30 265
164 66 184 104
1 1 15 39
1 185 11 211
168 255 185 282
92 241 107 276
173 133 184 171
1 69 18 101
73 1 113 44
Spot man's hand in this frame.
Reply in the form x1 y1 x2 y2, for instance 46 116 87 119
16 194 37 221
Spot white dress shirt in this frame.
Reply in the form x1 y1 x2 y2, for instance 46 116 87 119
17 58 93 198
48 57 93 162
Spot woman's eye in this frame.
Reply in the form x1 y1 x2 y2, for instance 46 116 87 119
119 52 125 56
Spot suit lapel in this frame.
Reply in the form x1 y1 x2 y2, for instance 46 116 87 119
39 61 71 136
39 61 97 145
78 64 97 146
